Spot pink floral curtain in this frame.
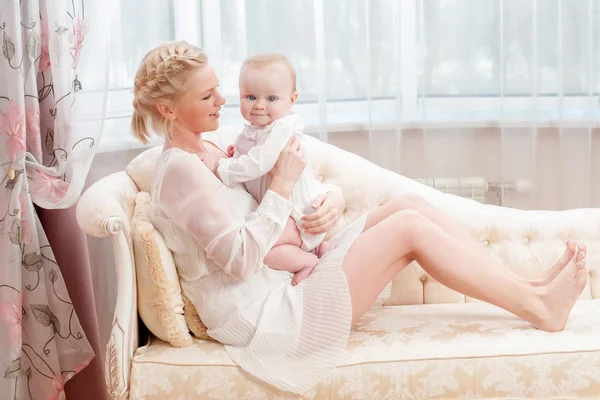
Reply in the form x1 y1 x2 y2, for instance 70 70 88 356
1 0 106 398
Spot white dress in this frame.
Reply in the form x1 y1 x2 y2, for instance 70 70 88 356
148 137 367 395
217 113 328 251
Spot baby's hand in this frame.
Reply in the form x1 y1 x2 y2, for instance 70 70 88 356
227 144 235 157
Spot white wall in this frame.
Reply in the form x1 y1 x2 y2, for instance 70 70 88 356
328 127 600 210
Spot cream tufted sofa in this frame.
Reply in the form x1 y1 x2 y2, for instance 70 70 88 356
78 126 600 399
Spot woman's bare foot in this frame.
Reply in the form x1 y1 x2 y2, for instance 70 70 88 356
316 241 331 258
531 240 584 287
532 248 587 332
292 265 316 286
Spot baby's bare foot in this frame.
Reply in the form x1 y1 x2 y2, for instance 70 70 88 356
316 241 331 258
532 239 581 287
292 266 316 286
533 249 587 332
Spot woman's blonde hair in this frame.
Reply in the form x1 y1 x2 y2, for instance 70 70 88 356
131 41 208 143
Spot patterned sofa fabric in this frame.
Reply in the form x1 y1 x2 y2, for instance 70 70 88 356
130 300 600 399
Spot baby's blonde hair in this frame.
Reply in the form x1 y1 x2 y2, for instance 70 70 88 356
131 41 208 143
241 53 297 92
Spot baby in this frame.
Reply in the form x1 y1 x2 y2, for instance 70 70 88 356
217 53 331 286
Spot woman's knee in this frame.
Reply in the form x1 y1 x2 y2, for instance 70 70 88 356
389 193 429 213
389 209 431 251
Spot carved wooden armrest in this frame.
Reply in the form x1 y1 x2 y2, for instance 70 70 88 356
77 172 140 399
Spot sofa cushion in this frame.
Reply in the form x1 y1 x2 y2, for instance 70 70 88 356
132 192 214 344
130 300 600 399
127 146 163 193
131 191 192 347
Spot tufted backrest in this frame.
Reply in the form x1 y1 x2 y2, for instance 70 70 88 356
303 134 600 303
124 126 600 303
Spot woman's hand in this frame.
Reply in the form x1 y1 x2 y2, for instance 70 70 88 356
301 190 346 235
268 136 306 198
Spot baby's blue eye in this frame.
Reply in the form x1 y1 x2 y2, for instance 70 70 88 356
248 95 256 100
268 96 276 102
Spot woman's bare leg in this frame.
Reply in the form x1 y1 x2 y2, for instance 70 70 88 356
342 209 587 331
362 193 584 286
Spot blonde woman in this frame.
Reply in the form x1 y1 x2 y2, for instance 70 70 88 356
132 41 587 395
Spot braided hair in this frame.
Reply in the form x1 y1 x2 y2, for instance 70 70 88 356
131 41 208 143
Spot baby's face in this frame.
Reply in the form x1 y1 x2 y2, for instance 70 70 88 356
239 63 296 126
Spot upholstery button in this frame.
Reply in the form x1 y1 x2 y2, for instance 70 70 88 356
522 237 530 245
7 168 15 181
482 239 490 247
420 275 427 283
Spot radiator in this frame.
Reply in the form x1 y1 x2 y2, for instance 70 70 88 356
414 177 532 204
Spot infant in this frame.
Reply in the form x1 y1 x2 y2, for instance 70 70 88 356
217 54 332 285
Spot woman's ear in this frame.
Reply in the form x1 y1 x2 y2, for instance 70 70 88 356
156 103 177 120
290 91 299 106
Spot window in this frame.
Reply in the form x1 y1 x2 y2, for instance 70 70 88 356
91 0 600 151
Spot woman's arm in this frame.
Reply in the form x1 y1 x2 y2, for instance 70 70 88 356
159 139 305 280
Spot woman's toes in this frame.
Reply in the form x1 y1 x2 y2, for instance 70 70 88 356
575 245 584 262
566 239 577 255
576 265 588 286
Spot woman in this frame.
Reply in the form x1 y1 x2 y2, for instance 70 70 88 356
131 41 587 395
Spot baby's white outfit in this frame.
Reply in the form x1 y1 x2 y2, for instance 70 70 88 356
217 112 327 251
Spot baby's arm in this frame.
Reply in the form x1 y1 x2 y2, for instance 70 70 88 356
217 116 300 186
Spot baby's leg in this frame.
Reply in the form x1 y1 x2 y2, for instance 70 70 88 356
267 218 322 286
274 217 303 247
291 266 316 286
316 241 331 258
264 244 318 286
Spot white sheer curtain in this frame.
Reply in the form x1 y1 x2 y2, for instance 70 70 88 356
98 0 600 209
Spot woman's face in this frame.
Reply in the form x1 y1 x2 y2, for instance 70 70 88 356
172 65 226 134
